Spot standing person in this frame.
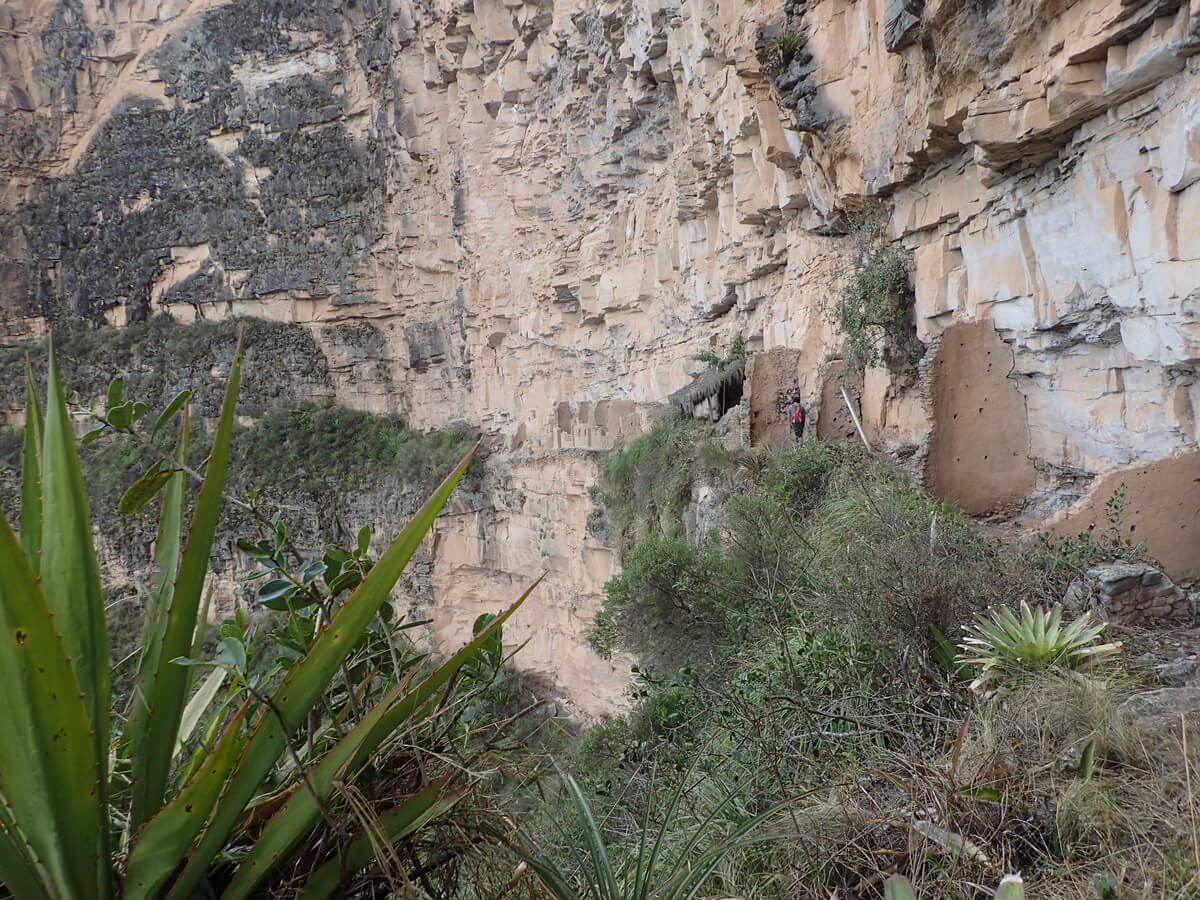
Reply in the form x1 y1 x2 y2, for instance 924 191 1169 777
787 395 806 443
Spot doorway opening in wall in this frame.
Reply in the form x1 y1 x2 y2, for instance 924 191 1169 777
715 367 744 416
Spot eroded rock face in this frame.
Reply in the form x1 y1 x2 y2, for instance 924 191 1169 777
3 0 1199 712
1049 453 1200 579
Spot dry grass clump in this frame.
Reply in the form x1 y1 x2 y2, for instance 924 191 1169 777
949 671 1200 897
803 456 1054 649
699 669 1200 898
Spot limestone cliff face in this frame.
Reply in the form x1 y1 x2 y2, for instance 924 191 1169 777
2 0 1198 714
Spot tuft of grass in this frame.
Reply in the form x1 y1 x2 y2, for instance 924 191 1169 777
599 416 734 546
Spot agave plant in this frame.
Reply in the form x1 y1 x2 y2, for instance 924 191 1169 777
0 333 533 898
957 600 1121 694
885 873 1024 900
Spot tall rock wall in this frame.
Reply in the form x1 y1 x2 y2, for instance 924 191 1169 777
2 0 1199 713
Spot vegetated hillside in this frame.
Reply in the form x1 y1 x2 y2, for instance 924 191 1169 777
489 419 1200 898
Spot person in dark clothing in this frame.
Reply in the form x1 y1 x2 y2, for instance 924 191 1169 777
787 397 806 442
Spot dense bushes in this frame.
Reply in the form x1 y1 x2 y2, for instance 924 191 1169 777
511 420 1195 899
598 415 734 545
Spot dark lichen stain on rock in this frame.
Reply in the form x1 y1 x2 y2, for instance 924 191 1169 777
18 0 387 321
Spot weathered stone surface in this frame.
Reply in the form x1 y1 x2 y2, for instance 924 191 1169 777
1065 561 1192 624
1118 686 1200 730
4 0 1200 710
1048 454 1200 580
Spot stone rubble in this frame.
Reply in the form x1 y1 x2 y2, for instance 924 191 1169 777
1064 562 1194 624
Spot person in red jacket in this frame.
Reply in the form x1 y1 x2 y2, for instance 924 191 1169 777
787 396 806 442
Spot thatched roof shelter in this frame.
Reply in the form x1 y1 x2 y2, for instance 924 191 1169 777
668 359 746 416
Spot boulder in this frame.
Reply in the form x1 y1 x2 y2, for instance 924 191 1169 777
1118 686 1200 731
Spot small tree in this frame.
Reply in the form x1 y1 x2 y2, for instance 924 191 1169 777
692 333 748 370
830 209 921 373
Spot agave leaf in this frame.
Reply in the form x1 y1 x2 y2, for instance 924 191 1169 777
125 400 195 830
884 875 918 900
0 511 109 899
19 360 43 569
134 344 238 829
0 796 53 900
193 584 213 658
1044 604 1063 647
128 444 480 900
123 699 252 899
294 781 461 900
128 344 239 832
37 343 112 882
1019 600 1036 634
221 578 539 900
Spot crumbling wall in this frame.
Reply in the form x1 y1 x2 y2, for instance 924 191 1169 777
925 320 1036 516
816 361 865 445
1049 452 1200 580
749 347 803 446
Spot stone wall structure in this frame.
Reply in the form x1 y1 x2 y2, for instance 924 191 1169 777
2 0 1199 713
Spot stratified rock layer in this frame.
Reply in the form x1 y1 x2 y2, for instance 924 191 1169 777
2 0 1198 712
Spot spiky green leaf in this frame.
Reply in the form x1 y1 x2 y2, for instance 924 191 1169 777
19 361 43 569
221 579 538 900
37 342 111 871
0 804 52 900
0 511 109 899
294 782 461 900
127 337 241 832
127 443 480 900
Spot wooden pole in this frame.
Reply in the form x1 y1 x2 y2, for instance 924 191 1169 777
840 386 872 452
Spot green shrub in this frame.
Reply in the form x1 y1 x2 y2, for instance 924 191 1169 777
830 208 921 373
590 535 738 664
1021 483 1155 596
803 458 1039 648
692 333 748 370
600 417 732 545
